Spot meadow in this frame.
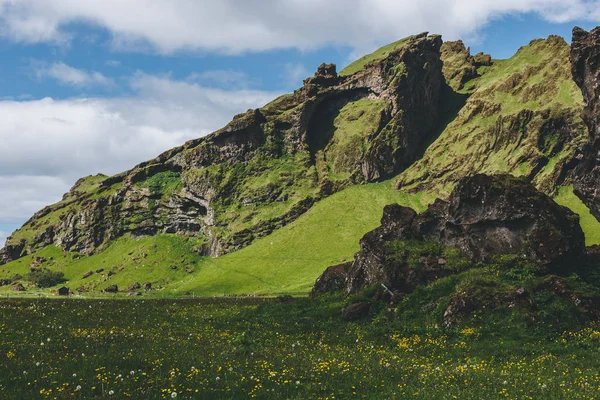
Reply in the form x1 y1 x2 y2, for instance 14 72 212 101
2 297 600 399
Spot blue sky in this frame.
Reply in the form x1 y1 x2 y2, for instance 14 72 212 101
1 0 600 246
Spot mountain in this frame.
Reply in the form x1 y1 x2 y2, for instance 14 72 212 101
2 28 600 297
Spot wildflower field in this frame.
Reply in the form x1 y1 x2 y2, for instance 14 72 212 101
1 297 600 399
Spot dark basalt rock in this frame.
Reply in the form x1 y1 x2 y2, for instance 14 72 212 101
103 284 118 293
311 262 352 297
570 26 600 221
11 282 25 291
314 174 586 294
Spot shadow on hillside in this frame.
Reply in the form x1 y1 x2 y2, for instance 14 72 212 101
413 84 470 166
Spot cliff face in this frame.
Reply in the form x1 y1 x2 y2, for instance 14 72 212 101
570 27 600 221
1 33 446 265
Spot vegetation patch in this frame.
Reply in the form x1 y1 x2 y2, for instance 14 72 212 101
554 185 600 246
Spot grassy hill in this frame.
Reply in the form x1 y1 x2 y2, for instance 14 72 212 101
0 180 434 296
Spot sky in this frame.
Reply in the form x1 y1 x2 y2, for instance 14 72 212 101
1 0 600 247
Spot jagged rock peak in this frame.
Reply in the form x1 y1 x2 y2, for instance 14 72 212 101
571 26 600 137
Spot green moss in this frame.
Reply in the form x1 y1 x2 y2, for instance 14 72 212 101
324 98 388 176
138 171 183 197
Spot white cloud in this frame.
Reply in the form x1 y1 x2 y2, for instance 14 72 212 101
0 1 599 54
0 231 8 247
0 175 69 223
282 63 309 88
35 62 114 87
0 75 280 235
105 60 121 67
187 70 251 88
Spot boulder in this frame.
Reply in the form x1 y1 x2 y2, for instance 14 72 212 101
342 302 371 321
312 262 352 297
103 284 118 293
142 282 152 292
11 282 25 291
326 174 585 294
128 282 141 291
82 271 93 279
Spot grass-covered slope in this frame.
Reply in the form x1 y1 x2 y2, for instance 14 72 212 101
0 181 434 296
339 33 425 76
396 36 589 197
554 185 600 246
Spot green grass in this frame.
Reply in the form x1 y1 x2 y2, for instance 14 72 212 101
554 185 600 246
138 171 183 197
0 235 207 297
317 98 388 177
339 35 416 76
3 297 600 399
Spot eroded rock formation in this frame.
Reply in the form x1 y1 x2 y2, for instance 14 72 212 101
314 174 586 295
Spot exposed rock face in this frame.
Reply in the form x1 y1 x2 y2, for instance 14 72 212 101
334 174 586 294
0 33 446 265
440 40 491 90
103 285 118 293
571 27 600 136
571 26 600 221
11 282 25 291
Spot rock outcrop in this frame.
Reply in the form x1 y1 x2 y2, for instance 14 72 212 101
314 174 586 294
571 26 600 221
440 40 491 90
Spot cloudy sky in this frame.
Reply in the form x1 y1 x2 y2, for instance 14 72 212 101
1 0 600 246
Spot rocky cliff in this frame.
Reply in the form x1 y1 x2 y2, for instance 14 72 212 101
570 27 600 221
4 26 600 294
396 35 588 197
